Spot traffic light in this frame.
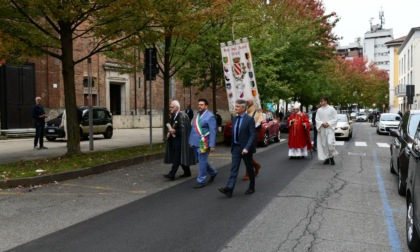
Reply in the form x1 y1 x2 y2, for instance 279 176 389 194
144 48 159 80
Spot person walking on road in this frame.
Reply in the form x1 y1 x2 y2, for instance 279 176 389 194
287 102 311 158
242 99 262 180
315 97 338 165
311 105 320 151
189 98 218 189
32 96 48 150
219 99 256 197
164 100 196 180
185 104 194 122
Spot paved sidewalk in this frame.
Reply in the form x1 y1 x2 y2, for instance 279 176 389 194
0 128 164 165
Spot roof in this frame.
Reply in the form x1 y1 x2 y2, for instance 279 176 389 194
385 36 406 47
398 27 420 53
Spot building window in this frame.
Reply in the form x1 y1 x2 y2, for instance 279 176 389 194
83 78 95 88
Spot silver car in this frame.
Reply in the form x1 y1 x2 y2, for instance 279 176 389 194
376 113 401 134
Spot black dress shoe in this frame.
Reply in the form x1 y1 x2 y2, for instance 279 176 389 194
193 183 206 189
209 173 217 183
179 173 191 178
330 158 335 165
163 174 175 181
323 159 330 165
218 187 232 197
245 186 255 195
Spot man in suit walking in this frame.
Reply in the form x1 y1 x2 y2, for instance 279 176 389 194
189 98 218 188
219 99 256 197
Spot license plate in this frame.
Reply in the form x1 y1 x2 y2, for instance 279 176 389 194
48 129 55 133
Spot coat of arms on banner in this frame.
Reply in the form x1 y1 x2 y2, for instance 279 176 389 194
232 57 246 81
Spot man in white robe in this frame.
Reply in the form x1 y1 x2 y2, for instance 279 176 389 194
315 97 338 165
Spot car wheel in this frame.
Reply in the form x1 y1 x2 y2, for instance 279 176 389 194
390 159 396 174
46 136 56 141
80 129 88 140
398 167 406 196
407 196 420 250
274 129 281 142
376 128 380 134
261 131 269 147
103 127 113 139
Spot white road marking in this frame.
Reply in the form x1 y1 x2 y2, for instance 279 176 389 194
355 142 367 146
377 143 390 148
335 141 345 145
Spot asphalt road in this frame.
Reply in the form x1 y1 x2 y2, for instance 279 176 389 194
1 123 411 252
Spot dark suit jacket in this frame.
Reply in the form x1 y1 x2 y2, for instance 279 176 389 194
231 113 256 154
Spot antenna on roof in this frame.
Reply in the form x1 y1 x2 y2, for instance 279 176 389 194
379 9 385 29
370 17 374 31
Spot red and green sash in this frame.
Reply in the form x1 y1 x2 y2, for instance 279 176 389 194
194 113 209 153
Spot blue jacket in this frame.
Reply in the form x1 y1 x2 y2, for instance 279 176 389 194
189 110 217 148
231 113 256 154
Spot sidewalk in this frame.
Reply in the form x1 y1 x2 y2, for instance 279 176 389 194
0 128 164 165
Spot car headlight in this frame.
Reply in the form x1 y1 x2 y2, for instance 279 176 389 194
341 127 348 130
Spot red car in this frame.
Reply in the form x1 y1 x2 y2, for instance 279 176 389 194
223 110 281 147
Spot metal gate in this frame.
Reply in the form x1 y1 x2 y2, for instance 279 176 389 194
0 64 35 129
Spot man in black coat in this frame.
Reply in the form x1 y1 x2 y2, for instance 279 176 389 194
164 100 196 180
185 104 194 121
32 97 48 150
219 99 256 197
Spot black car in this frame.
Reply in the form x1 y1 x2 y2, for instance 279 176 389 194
390 110 420 196
280 113 291 133
405 121 420 250
45 106 113 141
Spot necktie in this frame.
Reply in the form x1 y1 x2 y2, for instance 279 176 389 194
235 116 241 143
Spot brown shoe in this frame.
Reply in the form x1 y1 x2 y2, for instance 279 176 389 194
252 159 261 177
242 175 249 180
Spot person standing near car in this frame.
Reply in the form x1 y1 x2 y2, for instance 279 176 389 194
242 99 263 180
32 97 48 150
316 97 338 165
163 100 195 180
60 109 68 141
287 102 311 158
218 99 256 197
189 98 218 189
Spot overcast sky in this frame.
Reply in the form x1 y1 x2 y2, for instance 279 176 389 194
322 0 420 45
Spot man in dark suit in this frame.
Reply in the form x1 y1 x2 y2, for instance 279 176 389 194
219 99 256 197
185 104 194 121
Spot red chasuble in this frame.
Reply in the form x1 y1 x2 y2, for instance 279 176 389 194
287 112 312 150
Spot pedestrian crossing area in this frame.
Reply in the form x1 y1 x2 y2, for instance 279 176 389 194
333 141 390 148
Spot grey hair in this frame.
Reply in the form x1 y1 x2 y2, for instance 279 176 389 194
171 100 181 110
235 99 247 109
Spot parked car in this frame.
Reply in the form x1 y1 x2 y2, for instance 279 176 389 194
390 110 420 196
376 113 401 134
405 121 420 250
355 112 367 122
45 106 113 141
223 110 280 147
350 112 357 120
334 114 353 141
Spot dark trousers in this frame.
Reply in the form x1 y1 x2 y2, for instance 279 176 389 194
169 142 190 176
227 144 255 191
313 129 318 148
34 122 45 147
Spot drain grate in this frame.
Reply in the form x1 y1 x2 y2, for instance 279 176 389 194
348 152 367 156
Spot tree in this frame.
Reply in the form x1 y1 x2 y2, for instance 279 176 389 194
0 0 152 155
139 0 229 134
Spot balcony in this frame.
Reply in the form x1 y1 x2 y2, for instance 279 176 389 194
395 84 406 97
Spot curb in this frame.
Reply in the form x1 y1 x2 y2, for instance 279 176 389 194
0 152 165 189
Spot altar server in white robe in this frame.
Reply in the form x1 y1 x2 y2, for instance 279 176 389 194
315 97 338 165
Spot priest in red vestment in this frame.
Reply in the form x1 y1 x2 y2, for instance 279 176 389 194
287 102 312 158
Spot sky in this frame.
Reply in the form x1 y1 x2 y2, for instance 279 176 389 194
322 0 420 45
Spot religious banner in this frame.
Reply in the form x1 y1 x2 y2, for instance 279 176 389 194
220 38 261 112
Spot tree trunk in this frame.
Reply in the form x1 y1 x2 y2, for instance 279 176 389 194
60 23 81 155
